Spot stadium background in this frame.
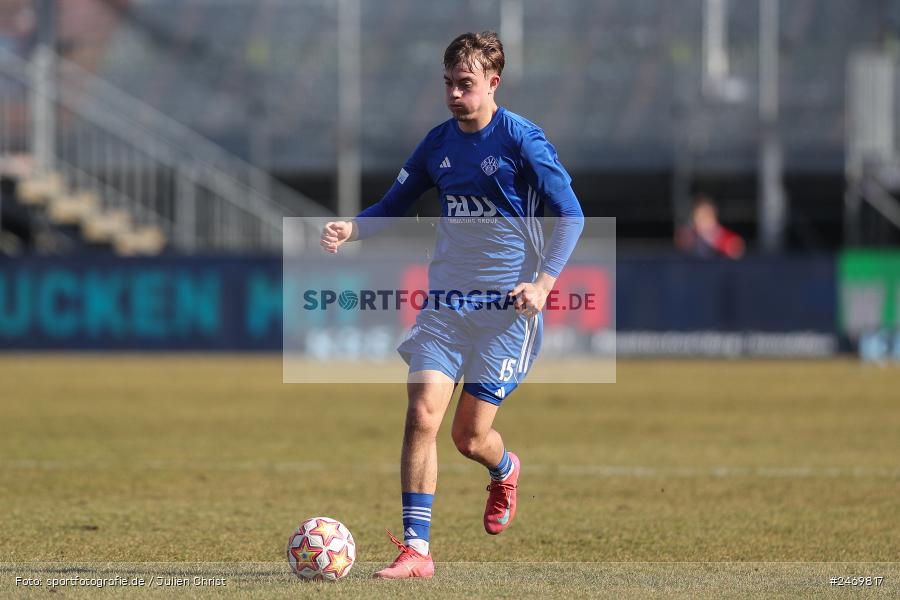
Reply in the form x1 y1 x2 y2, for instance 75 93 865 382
2 0 900 353
0 1 899 597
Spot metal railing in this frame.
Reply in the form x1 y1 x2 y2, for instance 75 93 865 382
0 48 331 253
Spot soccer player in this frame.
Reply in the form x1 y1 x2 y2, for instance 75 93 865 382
320 31 584 579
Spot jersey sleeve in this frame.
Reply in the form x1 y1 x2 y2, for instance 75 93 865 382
354 139 434 239
519 127 572 197
519 127 582 277
541 185 584 277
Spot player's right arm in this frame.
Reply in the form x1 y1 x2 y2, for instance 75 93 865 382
321 139 433 254
320 220 357 253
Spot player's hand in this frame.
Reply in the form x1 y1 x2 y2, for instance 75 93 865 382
320 221 354 254
509 280 552 318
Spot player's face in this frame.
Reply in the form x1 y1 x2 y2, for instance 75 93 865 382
444 64 499 122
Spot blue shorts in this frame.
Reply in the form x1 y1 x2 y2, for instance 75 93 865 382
398 304 542 405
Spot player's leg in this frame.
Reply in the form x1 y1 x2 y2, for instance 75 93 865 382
377 307 467 578
401 370 456 549
453 313 540 534
450 390 503 468
451 390 521 535
373 369 455 579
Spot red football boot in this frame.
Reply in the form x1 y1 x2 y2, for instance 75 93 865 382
372 530 435 579
484 452 520 534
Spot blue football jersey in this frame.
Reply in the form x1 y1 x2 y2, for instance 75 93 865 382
356 106 577 294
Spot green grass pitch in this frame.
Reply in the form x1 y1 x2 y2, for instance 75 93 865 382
0 355 898 598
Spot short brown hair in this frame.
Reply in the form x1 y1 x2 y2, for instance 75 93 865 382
443 31 505 76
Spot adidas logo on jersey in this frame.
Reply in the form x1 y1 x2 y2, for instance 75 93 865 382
439 157 451 169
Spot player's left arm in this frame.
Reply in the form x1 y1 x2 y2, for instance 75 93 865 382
510 128 585 317
510 186 584 316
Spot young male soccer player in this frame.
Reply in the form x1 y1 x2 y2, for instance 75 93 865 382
320 31 584 579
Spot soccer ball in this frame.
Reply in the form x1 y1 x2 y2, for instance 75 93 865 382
287 517 356 581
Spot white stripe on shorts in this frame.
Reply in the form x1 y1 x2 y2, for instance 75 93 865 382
521 315 538 372
517 316 533 372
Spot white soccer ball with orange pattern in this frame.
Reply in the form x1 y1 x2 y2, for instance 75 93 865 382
287 517 356 581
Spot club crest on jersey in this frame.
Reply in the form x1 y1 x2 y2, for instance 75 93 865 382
480 155 499 176
445 195 497 217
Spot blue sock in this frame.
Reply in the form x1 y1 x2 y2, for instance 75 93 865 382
401 492 433 555
489 449 513 481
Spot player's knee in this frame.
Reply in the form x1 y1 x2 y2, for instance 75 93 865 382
405 401 442 438
451 428 481 459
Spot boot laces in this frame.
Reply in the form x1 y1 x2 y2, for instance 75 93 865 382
385 529 424 564
486 479 515 509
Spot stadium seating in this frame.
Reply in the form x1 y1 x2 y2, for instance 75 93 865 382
3 0 898 250
50 0 887 172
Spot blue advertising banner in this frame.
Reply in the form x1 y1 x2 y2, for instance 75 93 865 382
616 255 836 332
0 255 837 351
0 257 282 350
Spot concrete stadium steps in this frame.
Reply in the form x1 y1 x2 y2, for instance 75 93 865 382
16 172 65 206
46 191 99 226
112 225 167 256
81 208 131 244
2 158 168 256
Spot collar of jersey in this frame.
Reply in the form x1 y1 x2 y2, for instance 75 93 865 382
453 106 505 141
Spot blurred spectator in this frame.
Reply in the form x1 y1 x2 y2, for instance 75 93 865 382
675 195 745 259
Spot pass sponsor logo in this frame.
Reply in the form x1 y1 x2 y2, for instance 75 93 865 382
445 195 497 217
